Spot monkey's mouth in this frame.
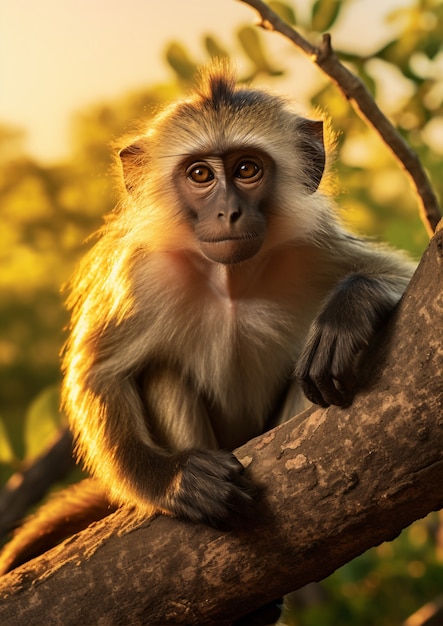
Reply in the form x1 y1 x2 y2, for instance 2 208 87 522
199 235 263 265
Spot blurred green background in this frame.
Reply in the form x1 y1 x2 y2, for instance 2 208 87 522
1 1 442 623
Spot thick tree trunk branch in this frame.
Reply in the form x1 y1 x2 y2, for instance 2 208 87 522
238 0 442 236
0 225 442 625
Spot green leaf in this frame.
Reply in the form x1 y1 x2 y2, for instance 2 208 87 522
24 385 64 459
165 42 197 82
237 26 266 67
311 0 342 32
268 1 296 25
237 26 284 76
0 418 16 464
422 35 441 60
358 65 377 98
204 36 230 60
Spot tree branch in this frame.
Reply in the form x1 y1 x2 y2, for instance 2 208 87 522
238 0 442 236
0 429 74 538
0 225 442 625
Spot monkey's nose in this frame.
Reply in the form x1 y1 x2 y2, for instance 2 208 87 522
218 206 242 223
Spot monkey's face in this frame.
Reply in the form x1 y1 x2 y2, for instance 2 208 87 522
176 149 272 265
118 75 327 264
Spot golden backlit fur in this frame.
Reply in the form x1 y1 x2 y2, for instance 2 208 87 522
0 62 415 574
62 63 413 509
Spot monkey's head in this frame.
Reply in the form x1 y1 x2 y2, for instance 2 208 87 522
119 63 327 265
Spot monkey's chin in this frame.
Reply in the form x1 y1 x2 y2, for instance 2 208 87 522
199 237 263 265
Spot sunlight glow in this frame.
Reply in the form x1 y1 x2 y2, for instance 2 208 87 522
1 0 413 163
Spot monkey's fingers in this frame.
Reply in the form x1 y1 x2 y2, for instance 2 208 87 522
329 332 360 404
295 323 338 407
164 450 257 528
295 323 357 407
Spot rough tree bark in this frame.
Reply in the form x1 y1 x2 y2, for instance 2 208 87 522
0 224 441 625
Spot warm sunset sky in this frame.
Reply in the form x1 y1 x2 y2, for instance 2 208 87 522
0 0 412 163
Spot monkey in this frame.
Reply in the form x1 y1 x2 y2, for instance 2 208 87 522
0 61 415 575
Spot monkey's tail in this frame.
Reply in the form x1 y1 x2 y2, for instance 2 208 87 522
0 478 117 575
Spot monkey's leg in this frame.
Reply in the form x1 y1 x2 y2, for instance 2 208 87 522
137 366 257 527
272 379 311 427
141 366 220 451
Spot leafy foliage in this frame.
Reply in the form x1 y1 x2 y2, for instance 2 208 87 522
268 0 296 25
311 0 342 32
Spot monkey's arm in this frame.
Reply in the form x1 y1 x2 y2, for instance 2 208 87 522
65 348 255 528
295 239 415 407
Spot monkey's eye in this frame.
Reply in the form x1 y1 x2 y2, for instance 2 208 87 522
234 160 262 183
187 164 215 184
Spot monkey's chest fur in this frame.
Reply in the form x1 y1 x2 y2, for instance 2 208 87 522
132 249 325 449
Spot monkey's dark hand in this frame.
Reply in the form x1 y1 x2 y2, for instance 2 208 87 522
166 450 256 528
295 274 395 407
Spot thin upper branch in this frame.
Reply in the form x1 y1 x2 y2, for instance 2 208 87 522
239 0 442 235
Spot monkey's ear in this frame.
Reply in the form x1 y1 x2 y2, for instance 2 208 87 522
119 141 146 193
296 119 325 193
